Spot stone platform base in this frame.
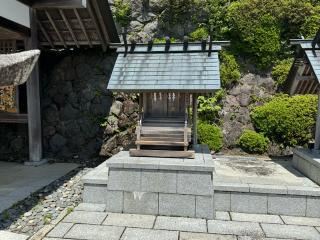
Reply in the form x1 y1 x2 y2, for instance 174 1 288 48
83 145 215 219
293 148 320 185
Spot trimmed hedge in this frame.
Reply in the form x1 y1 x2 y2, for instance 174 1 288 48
238 129 269 154
198 122 223 152
250 94 317 147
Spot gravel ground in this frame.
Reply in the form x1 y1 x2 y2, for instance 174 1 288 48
0 167 90 236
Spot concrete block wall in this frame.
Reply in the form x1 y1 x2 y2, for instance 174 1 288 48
214 191 320 217
105 168 214 219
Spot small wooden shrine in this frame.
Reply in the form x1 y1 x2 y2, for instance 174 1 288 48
107 38 225 158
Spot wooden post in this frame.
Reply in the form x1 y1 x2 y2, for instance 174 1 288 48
192 93 198 145
25 8 44 165
314 89 320 150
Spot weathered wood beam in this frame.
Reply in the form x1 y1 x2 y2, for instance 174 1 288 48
59 9 79 48
26 8 43 164
74 9 92 48
45 10 67 48
87 0 106 51
37 20 54 48
91 0 110 44
192 93 198 145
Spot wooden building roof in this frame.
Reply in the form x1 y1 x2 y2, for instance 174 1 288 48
285 40 320 95
107 43 222 92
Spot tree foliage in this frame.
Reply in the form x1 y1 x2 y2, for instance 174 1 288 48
220 51 241 88
198 90 225 124
250 94 317 147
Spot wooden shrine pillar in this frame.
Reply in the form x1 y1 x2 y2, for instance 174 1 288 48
25 9 44 165
192 93 198 144
314 89 320 150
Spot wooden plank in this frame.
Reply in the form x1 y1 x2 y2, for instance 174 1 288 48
59 9 79 48
129 149 195 159
37 20 54 48
45 10 67 48
91 0 110 44
0 113 28 123
31 0 86 9
74 9 92 47
135 140 188 147
26 8 43 162
87 0 106 51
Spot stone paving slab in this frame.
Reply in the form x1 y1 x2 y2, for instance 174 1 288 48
75 203 106 212
207 220 264 237
215 211 230 221
47 222 73 238
103 213 156 228
64 224 124 240
281 215 320 226
230 212 283 224
179 232 236 240
0 230 28 240
120 228 179 240
261 223 320 240
154 216 207 233
62 211 107 224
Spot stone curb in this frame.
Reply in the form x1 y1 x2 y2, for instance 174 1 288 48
29 208 70 240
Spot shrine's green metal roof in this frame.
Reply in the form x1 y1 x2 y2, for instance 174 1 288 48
107 43 221 92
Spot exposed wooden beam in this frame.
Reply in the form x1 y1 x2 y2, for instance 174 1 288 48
28 0 86 9
59 9 79 48
37 20 54 48
74 9 92 48
91 0 110 44
45 10 67 48
40 40 101 46
87 0 106 51
0 16 30 37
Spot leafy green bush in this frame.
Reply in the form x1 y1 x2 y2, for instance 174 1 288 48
189 27 208 41
198 90 225 124
251 94 317 147
198 122 223 152
220 51 241 88
114 0 132 28
238 129 269 154
271 58 294 87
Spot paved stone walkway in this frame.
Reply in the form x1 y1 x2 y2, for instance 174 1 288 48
42 203 320 240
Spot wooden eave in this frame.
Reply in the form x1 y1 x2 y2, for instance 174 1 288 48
18 0 120 50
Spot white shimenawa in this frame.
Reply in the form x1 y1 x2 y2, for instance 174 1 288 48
0 49 40 87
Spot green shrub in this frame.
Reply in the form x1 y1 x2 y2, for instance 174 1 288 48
114 0 132 28
189 27 209 41
251 94 317 147
238 129 269 154
220 51 241 88
198 122 223 152
271 58 294 87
